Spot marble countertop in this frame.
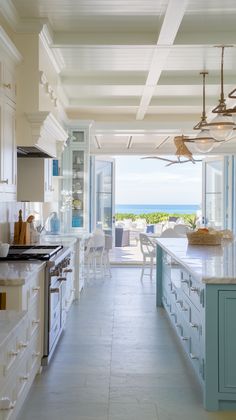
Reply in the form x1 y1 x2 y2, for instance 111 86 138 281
0 261 45 286
0 310 27 346
40 233 91 247
156 238 236 284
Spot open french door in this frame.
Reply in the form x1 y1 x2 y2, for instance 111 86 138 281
90 156 116 245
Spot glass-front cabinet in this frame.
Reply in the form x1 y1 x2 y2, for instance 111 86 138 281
60 128 89 232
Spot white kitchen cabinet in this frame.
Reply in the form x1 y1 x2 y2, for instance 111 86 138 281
0 266 44 420
17 157 54 202
60 128 90 232
0 26 21 202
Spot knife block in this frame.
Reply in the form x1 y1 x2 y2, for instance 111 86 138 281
13 222 30 244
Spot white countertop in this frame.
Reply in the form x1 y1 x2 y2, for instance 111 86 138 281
156 238 236 284
0 261 45 286
0 310 27 346
40 233 91 247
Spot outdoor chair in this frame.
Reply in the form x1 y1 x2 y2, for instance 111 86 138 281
139 233 156 281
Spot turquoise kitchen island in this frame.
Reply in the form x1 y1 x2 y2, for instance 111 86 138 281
156 238 236 411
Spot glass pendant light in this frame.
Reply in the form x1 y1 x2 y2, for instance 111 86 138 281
205 46 235 140
194 130 215 153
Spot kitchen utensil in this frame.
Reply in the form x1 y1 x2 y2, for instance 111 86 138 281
0 243 10 257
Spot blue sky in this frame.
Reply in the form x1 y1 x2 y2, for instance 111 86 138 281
115 156 202 205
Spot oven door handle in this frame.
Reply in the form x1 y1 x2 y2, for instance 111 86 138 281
58 277 67 282
50 288 60 294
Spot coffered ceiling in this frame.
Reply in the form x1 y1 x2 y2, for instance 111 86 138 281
2 0 236 155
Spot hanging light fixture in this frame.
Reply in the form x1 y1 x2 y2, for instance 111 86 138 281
225 88 236 124
204 46 235 141
192 71 216 153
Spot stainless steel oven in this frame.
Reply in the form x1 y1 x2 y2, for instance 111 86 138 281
43 247 73 365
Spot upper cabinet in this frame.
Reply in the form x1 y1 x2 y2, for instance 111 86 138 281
60 127 90 232
0 27 21 201
0 27 22 202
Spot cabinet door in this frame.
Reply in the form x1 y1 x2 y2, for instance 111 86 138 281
0 99 16 197
44 159 54 201
219 290 236 393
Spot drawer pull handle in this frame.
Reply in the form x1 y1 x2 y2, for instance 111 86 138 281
0 179 8 184
181 279 189 285
20 375 29 381
18 342 29 349
3 83 11 89
9 350 19 356
58 277 67 282
190 353 199 360
190 287 200 294
32 287 40 292
181 336 189 341
50 288 60 293
190 322 198 329
32 320 40 325
63 268 73 273
33 351 40 357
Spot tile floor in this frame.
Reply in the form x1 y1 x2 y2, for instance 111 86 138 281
18 268 236 420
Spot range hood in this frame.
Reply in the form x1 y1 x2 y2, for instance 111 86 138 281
17 146 53 158
17 112 68 158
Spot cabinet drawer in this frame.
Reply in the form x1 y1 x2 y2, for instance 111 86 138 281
28 329 41 375
15 352 29 401
189 276 203 311
27 276 41 309
0 373 17 420
27 296 40 338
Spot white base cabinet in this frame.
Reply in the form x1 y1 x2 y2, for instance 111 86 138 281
0 267 44 420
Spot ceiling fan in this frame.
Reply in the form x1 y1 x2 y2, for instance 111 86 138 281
142 135 202 166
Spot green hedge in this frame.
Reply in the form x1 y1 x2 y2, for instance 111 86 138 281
115 212 196 225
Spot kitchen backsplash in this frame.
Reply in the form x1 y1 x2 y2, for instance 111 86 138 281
0 201 59 243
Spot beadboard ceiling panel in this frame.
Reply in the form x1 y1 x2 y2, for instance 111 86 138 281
7 0 236 154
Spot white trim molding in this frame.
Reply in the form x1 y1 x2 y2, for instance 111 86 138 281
0 25 22 62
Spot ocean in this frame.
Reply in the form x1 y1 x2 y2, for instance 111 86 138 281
115 204 200 215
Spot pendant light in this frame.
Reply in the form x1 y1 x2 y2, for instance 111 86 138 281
204 46 235 141
193 71 216 153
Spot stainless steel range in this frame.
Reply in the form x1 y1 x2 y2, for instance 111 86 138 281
1 244 73 365
44 246 73 365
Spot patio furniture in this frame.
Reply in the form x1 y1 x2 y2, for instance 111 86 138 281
115 227 130 247
139 233 156 281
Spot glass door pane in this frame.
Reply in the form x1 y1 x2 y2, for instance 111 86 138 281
72 150 84 228
205 160 223 228
95 160 113 235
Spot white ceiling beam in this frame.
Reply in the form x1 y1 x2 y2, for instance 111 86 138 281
136 0 189 120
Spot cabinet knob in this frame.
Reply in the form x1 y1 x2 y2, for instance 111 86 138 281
18 342 29 349
190 287 200 294
3 83 11 89
9 350 19 357
0 179 8 184
189 322 198 329
190 353 199 360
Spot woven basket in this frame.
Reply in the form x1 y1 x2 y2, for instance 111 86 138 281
187 231 223 246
